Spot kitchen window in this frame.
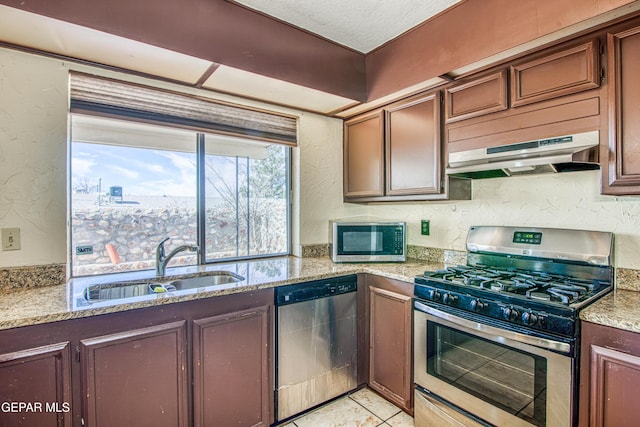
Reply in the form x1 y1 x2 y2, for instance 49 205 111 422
69 74 295 277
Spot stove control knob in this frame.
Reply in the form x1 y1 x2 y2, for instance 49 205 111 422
470 299 486 312
428 290 441 301
521 311 539 326
442 293 458 305
502 307 519 322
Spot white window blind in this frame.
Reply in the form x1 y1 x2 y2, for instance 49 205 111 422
69 72 298 146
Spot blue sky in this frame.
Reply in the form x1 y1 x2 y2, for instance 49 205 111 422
71 142 197 197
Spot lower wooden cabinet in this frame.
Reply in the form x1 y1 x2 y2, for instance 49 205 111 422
580 321 640 426
0 342 72 427
193 306 271 427
0 289 274 427
367 275 413 412
80 321 189 427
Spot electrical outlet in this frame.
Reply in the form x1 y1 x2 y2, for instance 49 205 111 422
2 228 21 251
421 220 430 236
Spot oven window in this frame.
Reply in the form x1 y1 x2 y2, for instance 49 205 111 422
427 322 547 427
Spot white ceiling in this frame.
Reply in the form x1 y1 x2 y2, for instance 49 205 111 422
234 0 463 53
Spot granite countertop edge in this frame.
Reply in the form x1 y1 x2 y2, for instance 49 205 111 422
579 288 640 334
0 256 439 331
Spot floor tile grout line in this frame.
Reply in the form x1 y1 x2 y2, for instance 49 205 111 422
348 392 402 423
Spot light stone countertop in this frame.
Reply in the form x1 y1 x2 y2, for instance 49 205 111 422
580 289 640 334
0 256 441 331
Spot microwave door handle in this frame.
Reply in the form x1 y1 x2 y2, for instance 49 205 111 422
414 301 571 355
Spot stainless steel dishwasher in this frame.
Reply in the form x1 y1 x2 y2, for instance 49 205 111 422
275 275 358 422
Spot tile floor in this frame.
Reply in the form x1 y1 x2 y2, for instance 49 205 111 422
278 387 414 427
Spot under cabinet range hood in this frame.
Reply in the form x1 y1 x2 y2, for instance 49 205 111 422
446 130 600 179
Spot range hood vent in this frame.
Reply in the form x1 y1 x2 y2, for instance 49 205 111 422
446 131 600 179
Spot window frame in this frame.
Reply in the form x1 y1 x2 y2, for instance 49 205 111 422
195 135 292 265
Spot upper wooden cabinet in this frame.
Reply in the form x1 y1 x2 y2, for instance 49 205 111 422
385 92 441 196
602 24 640 195
510 39 600 107
445 70 508 123
344 91 470 202
343 111 385 199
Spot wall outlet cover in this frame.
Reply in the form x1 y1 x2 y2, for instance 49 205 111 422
421 220 430 236
1 228 21 251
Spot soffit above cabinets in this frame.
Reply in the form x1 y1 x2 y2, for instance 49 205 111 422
232 0 463 53
201 65 360 116
0 5 212 84
0 5 360 115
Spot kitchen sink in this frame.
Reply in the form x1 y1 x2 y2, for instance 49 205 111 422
83 282 155 301
82 272 245 302
165 272 244 290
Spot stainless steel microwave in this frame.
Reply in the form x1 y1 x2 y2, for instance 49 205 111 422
331 221 406 263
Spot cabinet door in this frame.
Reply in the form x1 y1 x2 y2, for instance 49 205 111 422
603 25 640 194
344 111 385 199
589 345 640 427
80 321 188 427
0 342 72 427
385 92 441 196
193 306 270 427
510 39 600 107
445 70 508 123
369 285 412 411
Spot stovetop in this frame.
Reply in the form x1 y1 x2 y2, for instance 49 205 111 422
420 265 610 306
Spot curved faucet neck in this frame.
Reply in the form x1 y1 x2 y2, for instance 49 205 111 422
155 238 199 277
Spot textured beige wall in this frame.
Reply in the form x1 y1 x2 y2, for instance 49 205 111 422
0 49 69 267
365 171 640 269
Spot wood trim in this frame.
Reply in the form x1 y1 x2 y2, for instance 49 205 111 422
445 70 508 123
510 39 600 107
447 93 601 153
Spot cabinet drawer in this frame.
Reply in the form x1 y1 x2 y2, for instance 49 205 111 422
445 70 508 123
511 39 600 107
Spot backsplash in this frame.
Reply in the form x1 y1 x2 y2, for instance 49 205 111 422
300 243 467 265
0 264 66 291
616 268 640 292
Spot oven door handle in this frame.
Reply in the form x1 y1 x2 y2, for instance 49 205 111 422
414 301 572 355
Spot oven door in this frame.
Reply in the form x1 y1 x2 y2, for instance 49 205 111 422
414 301 573 427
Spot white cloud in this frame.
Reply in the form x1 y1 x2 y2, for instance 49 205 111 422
108 165 140 180
72 157 95 177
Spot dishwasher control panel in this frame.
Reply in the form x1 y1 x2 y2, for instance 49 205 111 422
275 275 357 306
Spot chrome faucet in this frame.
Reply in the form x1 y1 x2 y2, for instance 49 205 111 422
155 237 199 277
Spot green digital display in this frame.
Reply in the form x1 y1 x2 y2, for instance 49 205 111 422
513 231 542 244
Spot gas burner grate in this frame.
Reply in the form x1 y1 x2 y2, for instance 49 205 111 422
421 264 607 305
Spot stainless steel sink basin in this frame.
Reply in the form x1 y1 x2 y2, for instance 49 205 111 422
82 272 245 302
165 272 244 290
83 282 155 301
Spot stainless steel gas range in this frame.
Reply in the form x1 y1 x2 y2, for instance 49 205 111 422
413 226 614 427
